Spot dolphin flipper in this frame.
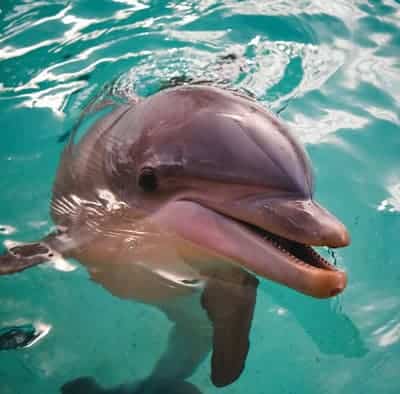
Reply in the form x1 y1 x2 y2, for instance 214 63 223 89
0 242 53 275
201 269 259 387
0 233 67 275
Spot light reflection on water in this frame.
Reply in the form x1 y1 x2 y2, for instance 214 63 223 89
0 1 399 394
378 181 400 213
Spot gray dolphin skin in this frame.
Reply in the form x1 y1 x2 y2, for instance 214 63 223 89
0 85 350 393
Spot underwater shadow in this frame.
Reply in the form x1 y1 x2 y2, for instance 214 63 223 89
61 376 202 394
262 284 368 358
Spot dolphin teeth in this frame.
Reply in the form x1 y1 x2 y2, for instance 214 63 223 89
238 220 337 271
251 226 337 271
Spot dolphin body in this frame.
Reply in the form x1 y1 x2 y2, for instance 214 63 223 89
0 85 349 393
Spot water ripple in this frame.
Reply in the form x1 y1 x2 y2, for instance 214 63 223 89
1 2 400 394
378 181 400 213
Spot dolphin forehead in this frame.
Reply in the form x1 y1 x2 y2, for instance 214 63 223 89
124 86 314 197
182 109 313 195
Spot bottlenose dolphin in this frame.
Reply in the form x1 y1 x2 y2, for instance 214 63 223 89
0 85 349 393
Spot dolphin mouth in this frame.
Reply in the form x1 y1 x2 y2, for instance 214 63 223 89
242 222 337 272
219 212 347 298
150 200 347 299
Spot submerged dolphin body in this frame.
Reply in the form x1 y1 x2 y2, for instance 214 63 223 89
0 85 349 392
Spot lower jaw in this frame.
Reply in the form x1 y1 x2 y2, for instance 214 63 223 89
241 224 347 298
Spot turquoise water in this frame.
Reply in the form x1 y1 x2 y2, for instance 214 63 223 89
1 1 400 393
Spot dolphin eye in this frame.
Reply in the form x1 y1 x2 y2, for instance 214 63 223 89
138 167 158 192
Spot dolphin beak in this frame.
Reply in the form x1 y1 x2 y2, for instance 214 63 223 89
149 199 349 299
257 198 350 248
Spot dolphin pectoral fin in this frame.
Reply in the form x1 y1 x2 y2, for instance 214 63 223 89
201 269 259 387
0 233 65 275
0 243 51 275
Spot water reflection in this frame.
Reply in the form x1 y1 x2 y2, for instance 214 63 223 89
0 322 51 351
288 109 368 144
378 181 400 213
374 319 400 347
0 225 16 235
0 0 370 124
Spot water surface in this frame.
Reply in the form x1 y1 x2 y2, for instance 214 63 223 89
1 1 400 393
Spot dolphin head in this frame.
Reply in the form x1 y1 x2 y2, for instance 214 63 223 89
107 85 349 298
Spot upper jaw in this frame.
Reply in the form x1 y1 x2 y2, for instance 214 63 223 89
260 198 350 248
171 185 350 248
205 195 350 249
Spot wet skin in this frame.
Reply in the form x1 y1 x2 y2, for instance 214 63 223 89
0 85 350 392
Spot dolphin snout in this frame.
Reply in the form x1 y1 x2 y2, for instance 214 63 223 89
319 215 350 248
261 198 350 247
307 201 350 248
